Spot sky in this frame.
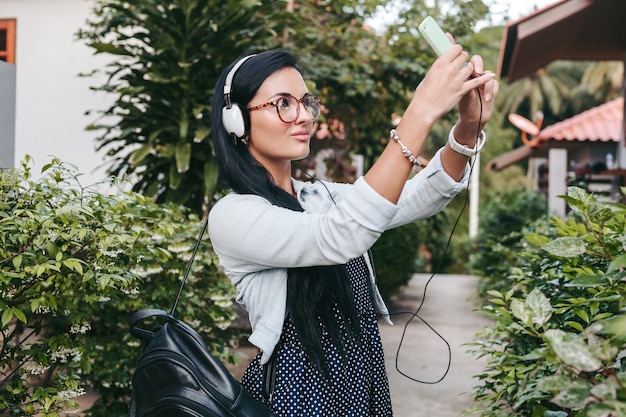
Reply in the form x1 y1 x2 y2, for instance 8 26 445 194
368 0 559 32
493 0 557 23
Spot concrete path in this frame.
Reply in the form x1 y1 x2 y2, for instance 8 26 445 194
379 274 493 417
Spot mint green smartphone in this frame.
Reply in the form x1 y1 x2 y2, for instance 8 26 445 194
418 16 453 56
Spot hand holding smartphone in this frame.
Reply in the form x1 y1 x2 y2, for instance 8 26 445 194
418 16 482 79
418 16 453 56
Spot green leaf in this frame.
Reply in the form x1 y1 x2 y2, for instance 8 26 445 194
88 42 133 56
526 288 553 326
130 144 153 167
565 321 584 332
203 160 219 197
511 299 531 325
179 117 189 141
566 186 592 207
194 126 210 143
542 236 586 258
607 253 626 272
12 308 26 324
12 254 22 270
565 273 607 287
169 164 182 190
598 314 626 342
1 308 13 327
175 143 191 174
574 309 590 323
63 258 84 275
590 380 618 401
544 329 602 372
550 380 591 409
525 232 550 247
536 374 573 392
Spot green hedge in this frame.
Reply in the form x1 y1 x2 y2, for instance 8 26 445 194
468 187 626 417
0 158 240 416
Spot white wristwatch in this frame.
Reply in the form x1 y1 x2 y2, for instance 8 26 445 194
448 125 487 157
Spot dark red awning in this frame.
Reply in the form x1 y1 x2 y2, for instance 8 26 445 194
498 0 626 83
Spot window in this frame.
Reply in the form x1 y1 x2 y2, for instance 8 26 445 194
0 19 16 64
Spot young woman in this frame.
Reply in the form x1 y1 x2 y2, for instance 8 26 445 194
208 48 497 416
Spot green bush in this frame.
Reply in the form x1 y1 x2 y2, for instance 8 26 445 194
371 222 421 301
371 206 454 302
0 158 239 416
470 189 548 297
468 187 626 417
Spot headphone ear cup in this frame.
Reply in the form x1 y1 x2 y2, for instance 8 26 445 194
222 104 246 138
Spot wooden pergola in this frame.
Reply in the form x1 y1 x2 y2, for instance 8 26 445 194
494 0 626 215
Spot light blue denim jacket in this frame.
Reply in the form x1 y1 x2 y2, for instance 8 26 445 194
208 147 469 363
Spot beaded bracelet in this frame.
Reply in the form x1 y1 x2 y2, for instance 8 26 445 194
389 129 422 167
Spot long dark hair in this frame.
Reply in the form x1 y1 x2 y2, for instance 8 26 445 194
210 50 360 376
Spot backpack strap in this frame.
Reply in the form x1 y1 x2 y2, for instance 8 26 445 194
170 217 208 316
129 309 175 342
262 351 277 406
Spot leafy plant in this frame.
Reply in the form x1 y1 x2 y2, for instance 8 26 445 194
470 188 549 296
77 0 281 214
468 187 626 417
0 158 238 416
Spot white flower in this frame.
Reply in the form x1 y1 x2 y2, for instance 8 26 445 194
22 362 49 376
70 322 91 334
101 248 123 257
34 306 51 314
50 347 82 363
58 387 86 399
167 242 192 253
214 318 232 331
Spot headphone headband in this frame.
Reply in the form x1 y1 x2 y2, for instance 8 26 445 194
223 54 257 102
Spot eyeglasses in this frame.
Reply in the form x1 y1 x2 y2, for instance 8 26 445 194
247 93 321 123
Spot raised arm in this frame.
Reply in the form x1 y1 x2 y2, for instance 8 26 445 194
363 45 497 203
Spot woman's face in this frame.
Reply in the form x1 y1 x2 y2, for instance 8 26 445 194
246 67 314 168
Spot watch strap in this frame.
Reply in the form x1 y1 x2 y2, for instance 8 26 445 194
448 125 486 157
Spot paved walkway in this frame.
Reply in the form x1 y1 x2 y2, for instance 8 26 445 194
379 273 492 417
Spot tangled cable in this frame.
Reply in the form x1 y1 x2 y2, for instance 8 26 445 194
391 87 484 384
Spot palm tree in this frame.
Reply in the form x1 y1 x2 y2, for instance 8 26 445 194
579 61 624 101
497 66 574 123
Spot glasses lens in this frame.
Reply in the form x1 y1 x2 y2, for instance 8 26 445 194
276 96 298 123
304 95 321 121
275 95 321 123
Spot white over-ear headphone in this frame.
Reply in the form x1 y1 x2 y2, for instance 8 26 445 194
222 54 257 139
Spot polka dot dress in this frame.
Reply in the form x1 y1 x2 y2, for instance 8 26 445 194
241 256 393 416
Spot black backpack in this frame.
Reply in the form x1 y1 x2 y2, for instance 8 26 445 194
128 219 276 417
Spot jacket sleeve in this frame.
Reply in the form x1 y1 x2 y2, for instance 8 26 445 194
208 177 398 273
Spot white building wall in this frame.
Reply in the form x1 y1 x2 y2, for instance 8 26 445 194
1 0 112 184
0 61 16 167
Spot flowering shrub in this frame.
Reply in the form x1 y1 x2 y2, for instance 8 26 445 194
0 158 239 416
468 187 626 417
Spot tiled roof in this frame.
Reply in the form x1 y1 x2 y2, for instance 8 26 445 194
488 98 623 171
538 97 622 143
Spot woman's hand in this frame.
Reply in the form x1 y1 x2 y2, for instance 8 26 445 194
405 45 495 128
457 54 499 130
363 41 497 201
